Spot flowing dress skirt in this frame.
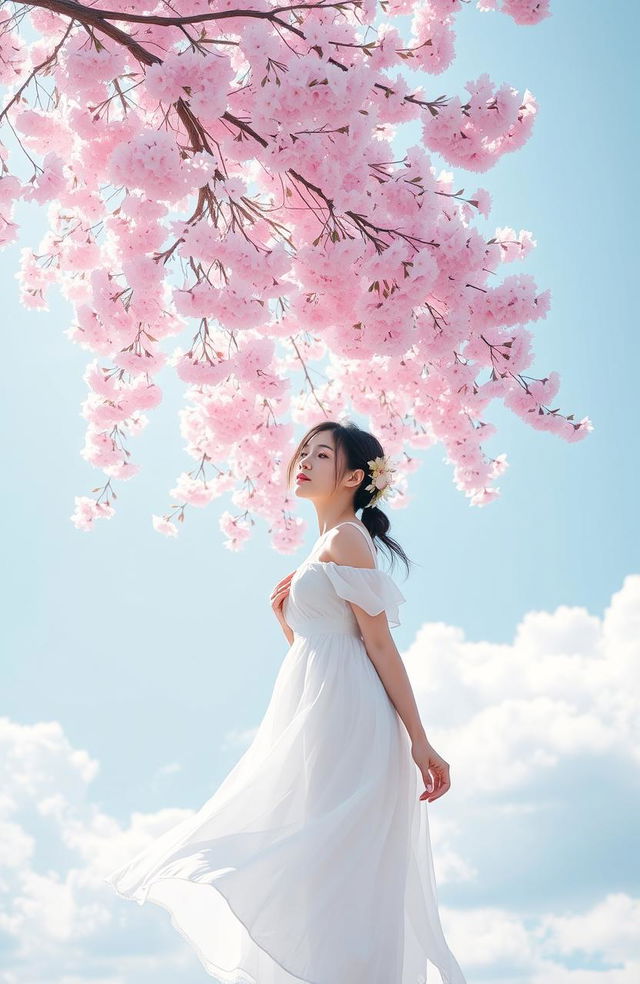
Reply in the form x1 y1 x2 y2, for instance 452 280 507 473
105 555 467 984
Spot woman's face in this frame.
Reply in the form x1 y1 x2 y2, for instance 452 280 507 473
294 432 339 501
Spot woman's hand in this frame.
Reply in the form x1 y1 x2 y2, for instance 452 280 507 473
411 736 451 803
270 570 297 643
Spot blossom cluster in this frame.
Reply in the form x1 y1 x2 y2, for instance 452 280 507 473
0 0 589 548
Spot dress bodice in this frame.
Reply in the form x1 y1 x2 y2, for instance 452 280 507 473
283 522 406 640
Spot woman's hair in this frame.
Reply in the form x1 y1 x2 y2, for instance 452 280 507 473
286 420 412 577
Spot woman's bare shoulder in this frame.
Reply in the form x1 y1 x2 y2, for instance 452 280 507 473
317 523 375 569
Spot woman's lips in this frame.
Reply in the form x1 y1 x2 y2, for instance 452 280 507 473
296 474 311 483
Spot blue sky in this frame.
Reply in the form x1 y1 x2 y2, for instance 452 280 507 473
1 2 638 983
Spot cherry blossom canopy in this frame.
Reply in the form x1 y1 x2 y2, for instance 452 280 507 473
0 0 590 549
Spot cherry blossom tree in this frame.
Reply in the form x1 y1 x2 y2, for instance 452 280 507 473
0 0 590 549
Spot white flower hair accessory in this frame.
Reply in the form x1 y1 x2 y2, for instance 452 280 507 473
364 454 397 508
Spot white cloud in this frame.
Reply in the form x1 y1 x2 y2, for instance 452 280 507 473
0 717 197 981
0 819 34 870
403 574 640 796
441 904 537 966
536 893 640 962
441 897 640 984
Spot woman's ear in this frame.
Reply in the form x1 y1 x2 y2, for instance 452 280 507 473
346 468 365 489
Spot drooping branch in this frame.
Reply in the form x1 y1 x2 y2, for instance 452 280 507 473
0 19 74 123
16 0 347 35
0 0 583 541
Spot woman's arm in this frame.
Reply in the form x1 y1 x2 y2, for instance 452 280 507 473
352 615 451 801
352 613 452 800
323 526 451 801
359 627 427 742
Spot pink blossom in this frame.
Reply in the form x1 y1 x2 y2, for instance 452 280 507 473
169 473 216 507
219 511 252 552
71 496 115 531
104 461 141 480
152 515 179 537
22 152 66 204
112 349 168 377
501 0 551 27
108 130 205 203
145 48 233 119
0 19 27 83
0 0 588 540
14 109 73 154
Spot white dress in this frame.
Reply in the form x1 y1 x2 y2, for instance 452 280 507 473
104 521 467 984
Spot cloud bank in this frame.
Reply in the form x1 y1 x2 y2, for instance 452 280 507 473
1 575 638 984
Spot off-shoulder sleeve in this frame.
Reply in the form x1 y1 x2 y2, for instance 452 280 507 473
322 562 406 628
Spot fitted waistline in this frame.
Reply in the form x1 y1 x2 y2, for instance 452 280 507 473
292 622 362 642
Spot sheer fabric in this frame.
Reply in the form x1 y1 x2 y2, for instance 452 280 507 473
105 522 467 984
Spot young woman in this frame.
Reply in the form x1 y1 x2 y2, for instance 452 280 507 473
105 420 467 984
